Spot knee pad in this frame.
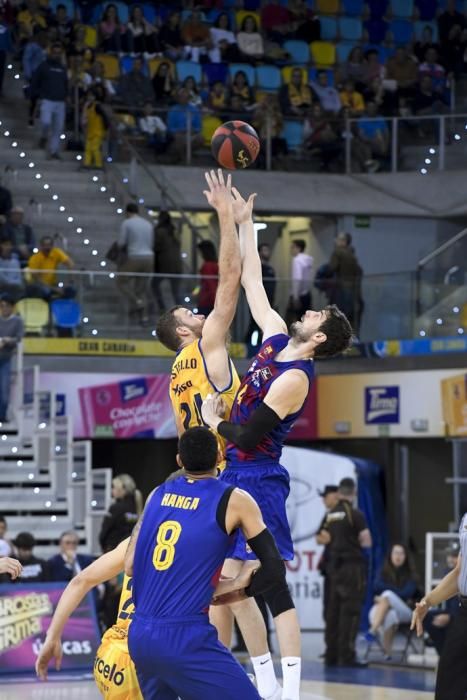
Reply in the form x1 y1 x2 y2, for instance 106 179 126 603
262 582 295 618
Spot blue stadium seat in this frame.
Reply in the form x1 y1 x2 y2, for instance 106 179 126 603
181 9 206 22
389 19 413 45
390 0 414 17
51 300 81 330
283 40 310 64
142 4 157 23
366 0 389 17
49 0 75 14
335 41 356 63
342 0 365 14
309 67 335 86
320 16 338 40
437 0 464 9
339 17 363 41
228 63 256 86
206 9 235 25
203 63 229 85
256 65 282 91
414 0 437 19
176 60 203 84
414 21 439 42
91 3 104 23
364 18 389 43
281 121 304 151
120 56 149 75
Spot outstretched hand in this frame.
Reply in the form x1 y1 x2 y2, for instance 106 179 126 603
410 600 429 637
201 393 226 429
0 557 22 579
203 169 233 213
35 637 63 680
231 186 257 225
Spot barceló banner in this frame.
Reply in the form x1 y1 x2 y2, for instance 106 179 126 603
0 584 100 674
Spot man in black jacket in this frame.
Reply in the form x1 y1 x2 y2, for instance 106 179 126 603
9 532 49 583
31 42 68 159
47 530 95 582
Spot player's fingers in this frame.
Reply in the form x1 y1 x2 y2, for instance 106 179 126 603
231 186 243 202
226 173 232 190
204 171 213 190
217 168 225 186
247 193 257 206
210 169 218 187
56 654 62 671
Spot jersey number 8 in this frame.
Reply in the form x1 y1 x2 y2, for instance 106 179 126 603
152 520 182 571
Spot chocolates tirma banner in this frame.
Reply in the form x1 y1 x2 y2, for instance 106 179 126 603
0 584 100 673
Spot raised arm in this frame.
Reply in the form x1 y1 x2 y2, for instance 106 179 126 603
232 187 287 341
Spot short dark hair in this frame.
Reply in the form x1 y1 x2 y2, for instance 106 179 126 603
197 240 217 262
292 239 306 252
178 427 218 472
126 203 139 214
313 305 353 359
156 305 183 351
40 235 53 245
0 516 7 526
0 293 15 306
338 477 356 496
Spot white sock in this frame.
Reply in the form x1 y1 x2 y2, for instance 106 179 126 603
281 656 301 700
251 652 278 698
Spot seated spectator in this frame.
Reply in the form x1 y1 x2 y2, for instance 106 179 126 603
357 101 389 166
438 0 465 46
27 235 74 300
0 239 23 300
413 24 440 64
159 10 184 62
386 47 418 99
441 23 467 76
303 103 342 171
87 60 116 99
340 79 365 115
413 74 449 115
48 530 94 582
68 54 92 99
167 89 203 161
209 12 238 64
424 544 460 655
419 47 447 94
82 88 109 170
182 75 203 109
338 106 380 173
98 3 128 54
2 206 35 263
118 57 154 109
0 293 23 423
208 80 229 115
139 101 170 155
181 9 211 63
152 60 175 107
310 70 341 115
17 1 47 45
229 70 255 111
261 0 291 43
49 3 74 48
289 0 321 43
99 474 143 553
11 532 49 582
0 515 14 556
229 95 251 121
0 180 12 217
363 49 386 85
67 25 94 70
279 67 312 116
23 30 47 126
237 15 264 63
363 77 397 116
127 5 159 56
253 93 288 169
368 544 418 657
340 47 366 91
197 240 218 317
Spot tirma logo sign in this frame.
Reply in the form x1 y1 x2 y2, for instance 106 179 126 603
365 386 400 424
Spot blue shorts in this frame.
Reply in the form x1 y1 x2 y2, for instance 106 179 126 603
128 614 260 700
220 462 294 561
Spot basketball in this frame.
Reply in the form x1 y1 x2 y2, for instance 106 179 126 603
211 120 260 170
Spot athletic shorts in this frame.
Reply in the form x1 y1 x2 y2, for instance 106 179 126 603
128 614 260 700
220 462 294 561
94 626 142 699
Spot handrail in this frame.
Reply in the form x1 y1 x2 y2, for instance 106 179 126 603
417 226 467 268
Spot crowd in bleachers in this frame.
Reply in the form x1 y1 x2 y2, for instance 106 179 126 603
0 1 466 171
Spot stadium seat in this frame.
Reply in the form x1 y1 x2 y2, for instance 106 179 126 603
281 121 304 151
309 67 335 85
90 4 104 24
120 56 149 75
316 0 340 13
366 0 389 17
390 0 414 17
415 0 437 20
228 63 256 86
96 54 120 80
320 16 338 41
414 21 439 41
235 10 261 29
342 0 365 15
203 63 229 86
310 41 336 68
176 60 202 84
181 9 206 22
83 25 97 49
202 115 223 147
339 17 363 41
256 65 282 91
148 58 175 79
283 40 310 64
389 19 414 45
437 0 464 9
336 41 356 63
49 0 75 14
363 43 395 63
16 299 49 335
142 3 157 23
282 66 307 84
51 300 81 330
364 18 389 43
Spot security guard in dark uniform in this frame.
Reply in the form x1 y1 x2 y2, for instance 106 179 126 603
316 485 339 626
318 477 372 667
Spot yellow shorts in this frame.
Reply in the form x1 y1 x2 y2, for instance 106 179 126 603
94 627 142 699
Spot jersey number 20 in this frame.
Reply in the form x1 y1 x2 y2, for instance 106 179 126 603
152 520 182 571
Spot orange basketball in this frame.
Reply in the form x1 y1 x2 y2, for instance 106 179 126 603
211 120 260 170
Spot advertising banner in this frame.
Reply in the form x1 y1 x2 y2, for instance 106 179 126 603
0 583 100 674
441 373 467 437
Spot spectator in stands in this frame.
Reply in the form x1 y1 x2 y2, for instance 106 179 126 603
363 49 385 86
98 3 128 54
159 10 184 61
289 239 313 319
328 232 363 332
229 70 255 111
441 23 467 76
117 203 154 326
23 30 47 126
262 0 291 43
340 47 366 91
118 56 154 110
197 240 218 317
82 88 108 170
139 101 170 155
151 60 175 106
0 239 23 300
2 206 34 264
31 42 68 160
310 70 341 115
253 93 288 169
279 67 312 116
303 103 342 171
367 544 418 657
183 75 203 109
423 544 460 655
127 5 159 56
237 15 264 63
419 47 447 94
413 25 440 64
67 25 94 70
0 180 12 217
289 0 321 43
0 293 23 424
209 12 238 64
48 530 94 582
167 88 203 162
11 532 48 582
363 77 397 117
27 235 74 300
87 60 116 99
337 106 378 173
0 515 14 556
386 47 418 99
438 0 465 46
17 0 47 45
208 80 229 116
99 474 143 553
153 211 182 311
0 8 12 97
181 9 211 63
49 3 74 49
357 101 389 167
340 79 365 116
413 74 449 116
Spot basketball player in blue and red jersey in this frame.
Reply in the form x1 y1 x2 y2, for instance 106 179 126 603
126 426 289 700
201 187 353 700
